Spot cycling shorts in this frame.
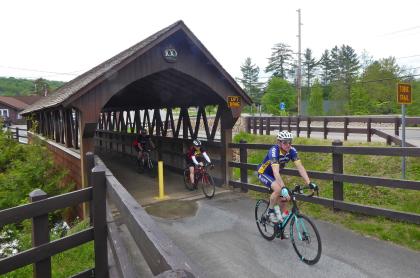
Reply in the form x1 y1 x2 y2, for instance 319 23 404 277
258 173 274 188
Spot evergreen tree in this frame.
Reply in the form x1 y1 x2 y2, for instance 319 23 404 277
318 50 332 99
238 57 263 105
265 43 293 79
302 48 318 100
340 45 360 97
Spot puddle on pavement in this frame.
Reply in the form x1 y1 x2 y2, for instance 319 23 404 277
145 199 198 220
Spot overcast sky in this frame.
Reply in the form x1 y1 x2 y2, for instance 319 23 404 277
1 0 419 83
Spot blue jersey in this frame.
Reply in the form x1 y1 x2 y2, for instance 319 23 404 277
257 145 299 176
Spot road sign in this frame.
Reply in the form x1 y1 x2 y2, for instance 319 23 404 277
397 83 412 104
279 102 285 111
227 96 241 108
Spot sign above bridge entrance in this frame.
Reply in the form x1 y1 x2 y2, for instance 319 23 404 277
397 83 412 104
227 96 241 108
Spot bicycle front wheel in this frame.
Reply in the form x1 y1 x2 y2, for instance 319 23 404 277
255 199 275 241
200 173 215 198
147 159 157 178
183 168 195 191
290 214 322 265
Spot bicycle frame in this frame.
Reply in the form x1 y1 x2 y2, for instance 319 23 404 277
274 191 306 237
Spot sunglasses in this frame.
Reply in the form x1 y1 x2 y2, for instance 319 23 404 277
281 140 292 145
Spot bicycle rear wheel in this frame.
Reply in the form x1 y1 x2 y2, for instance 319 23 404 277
255 199 275 241
200 173 215 198
183 168 195 191
147 159 157 178
290 214 322 265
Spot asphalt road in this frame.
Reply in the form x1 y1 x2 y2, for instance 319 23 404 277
153 192 420 278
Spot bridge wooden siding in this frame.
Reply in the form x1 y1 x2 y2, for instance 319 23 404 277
229 140 420 224
246 115 420 146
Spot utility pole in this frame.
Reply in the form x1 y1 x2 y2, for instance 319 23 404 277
296 8 302 116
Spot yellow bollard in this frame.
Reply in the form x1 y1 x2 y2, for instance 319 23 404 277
155 161 168 200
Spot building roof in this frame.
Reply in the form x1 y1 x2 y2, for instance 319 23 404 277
0 96 31 110
22 20 251 115
13 95 44 105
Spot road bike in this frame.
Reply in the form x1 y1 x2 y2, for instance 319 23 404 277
183 164 215 198
137 149 157 178
255 184 322 265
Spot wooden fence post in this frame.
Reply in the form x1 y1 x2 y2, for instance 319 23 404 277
266 117 270 135
246 117 251 133
332 140 344 211
253 117 257 134
307 117 311 138
279 117 283 131
287 116 291 132
259 117 263 135
394 117 400 136
29 189 51 278
239 140 248 192
15 127 20 142
344 117 349 141
323 118 328 139
296 116 300 137
367 118 372 142
91 165 108 277
85 152 95 225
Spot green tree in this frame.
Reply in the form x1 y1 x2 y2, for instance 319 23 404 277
318 50 332 99
302 48 318 100
407 79 420 116
238 57 263 104
308 80 324 116
265 43 293 79
261 78 295 115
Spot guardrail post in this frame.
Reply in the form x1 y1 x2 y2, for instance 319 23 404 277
29 189 51 278
259 117 263 135
307 117 311 138
367 118 372 142
332 140 344 211
266 117 270 135
344 117 349 141
239 140 248 192
323 118 328 139
394 117 400 136
91 165 108 278
85 152 95 225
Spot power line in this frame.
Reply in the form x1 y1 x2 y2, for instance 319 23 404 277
0 65 81 76
381 25 420 36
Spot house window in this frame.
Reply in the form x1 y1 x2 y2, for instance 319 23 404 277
0 109 9 117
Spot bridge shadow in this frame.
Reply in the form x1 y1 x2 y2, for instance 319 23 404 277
97 151 208 206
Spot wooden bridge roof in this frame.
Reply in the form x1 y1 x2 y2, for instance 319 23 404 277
22 20 251 115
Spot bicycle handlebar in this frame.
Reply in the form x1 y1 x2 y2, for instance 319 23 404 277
291 184 319 197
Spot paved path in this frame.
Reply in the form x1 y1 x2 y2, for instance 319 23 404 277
99 153 420 277
154 192 420 278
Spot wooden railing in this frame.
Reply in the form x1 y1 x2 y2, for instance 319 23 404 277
246 116 420 147
0 153 201 277
0 188 96 277
5 126 28 143
228 140 420 225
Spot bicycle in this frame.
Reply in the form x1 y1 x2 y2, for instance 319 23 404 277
255 184 322 265
137 149 157 178
183 164 215 198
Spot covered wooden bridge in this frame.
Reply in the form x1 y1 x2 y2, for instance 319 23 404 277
16 20 251 277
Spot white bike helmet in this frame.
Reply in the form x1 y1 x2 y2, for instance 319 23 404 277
193 139 202 146
277 130 293 141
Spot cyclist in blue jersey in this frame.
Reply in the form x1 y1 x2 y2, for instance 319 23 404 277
257 130 317 224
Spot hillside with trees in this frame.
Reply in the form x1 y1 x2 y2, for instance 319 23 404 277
0 77 65 96
238 44 420 116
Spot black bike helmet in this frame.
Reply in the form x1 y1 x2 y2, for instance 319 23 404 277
193 139 202 147
141 128 148 135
